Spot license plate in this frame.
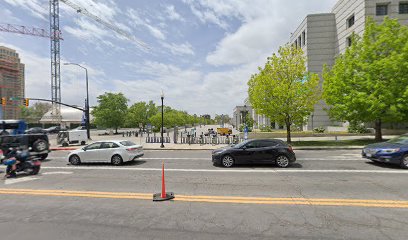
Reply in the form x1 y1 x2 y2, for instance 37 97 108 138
366 154 372 157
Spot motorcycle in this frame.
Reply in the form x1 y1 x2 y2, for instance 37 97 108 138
2 148 41 177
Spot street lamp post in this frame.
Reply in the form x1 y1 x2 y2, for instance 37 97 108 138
64 63 90 140
160 91 165 148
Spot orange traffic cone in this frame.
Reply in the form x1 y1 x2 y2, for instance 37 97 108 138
153 162 175 201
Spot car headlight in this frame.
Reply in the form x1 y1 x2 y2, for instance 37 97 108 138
382 148 400 153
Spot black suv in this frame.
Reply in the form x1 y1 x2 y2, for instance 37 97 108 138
0 120 50 160
0 134 50 160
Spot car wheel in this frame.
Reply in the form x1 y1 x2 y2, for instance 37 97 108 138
221 155 234 168
111 155 123 166
276 155 290 168
33 139 48 152
69 155 81 165
401 155 408 169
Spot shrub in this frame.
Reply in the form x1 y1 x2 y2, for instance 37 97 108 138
348 122 370 133
313 126 325 133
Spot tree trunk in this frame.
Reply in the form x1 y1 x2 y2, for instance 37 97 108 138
115 127 118 134
286 120 291 144
374 119 382 141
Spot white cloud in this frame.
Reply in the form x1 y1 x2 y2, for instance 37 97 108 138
0 42 108 107
165 5 184 21
127 8 166 40
199 0 338 66
4 0 48 21
0 8 22 23
161 42 194 56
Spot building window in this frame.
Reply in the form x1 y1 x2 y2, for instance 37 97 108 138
294 40 298 48
298 36 301 47
346 36 352 47
302 31 306 46
400 2 408 14
347 14 355 28
376 4 388 16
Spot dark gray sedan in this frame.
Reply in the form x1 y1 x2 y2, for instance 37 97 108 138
212 139 296 168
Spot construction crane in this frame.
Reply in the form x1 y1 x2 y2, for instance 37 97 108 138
1 0 149 124
49 0 150 123
0 23 62 40
60 0 149 50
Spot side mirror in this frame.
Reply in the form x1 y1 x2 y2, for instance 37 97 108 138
83 147 87 151
241 146 247 150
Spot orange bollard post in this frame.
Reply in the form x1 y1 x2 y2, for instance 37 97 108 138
153 162 175 201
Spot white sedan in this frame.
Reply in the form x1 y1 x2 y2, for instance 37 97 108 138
68 140 144 165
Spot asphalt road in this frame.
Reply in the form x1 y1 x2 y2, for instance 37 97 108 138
1 149 407 240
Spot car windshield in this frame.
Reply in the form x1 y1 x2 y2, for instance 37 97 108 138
120 140 136 146
387 135 408 144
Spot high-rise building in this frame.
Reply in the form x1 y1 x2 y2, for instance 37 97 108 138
290 0 408 130
0 46 25 119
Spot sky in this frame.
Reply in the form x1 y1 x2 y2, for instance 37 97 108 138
0 0 337 117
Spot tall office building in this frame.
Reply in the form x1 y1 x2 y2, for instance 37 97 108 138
290 0 408 130
0 46 25 119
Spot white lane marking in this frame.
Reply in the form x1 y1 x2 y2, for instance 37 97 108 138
141 157 364 161
42 171 73 175
50 157 364 161
41 166 408 174
4 176 39 185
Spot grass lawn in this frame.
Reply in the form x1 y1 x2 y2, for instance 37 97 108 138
290 139 389 146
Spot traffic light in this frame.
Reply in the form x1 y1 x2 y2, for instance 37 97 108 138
1 97 6 106
23 98 29 107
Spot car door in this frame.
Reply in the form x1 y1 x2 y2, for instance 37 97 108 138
257 140 280 164
233 140 260 164
79 142 102 162
98 142 120 162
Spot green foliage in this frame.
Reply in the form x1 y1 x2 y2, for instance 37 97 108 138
91 92 128 132
148 107 204 132
348 121 370 134
214 114 231 125
20 102 52 123
125 101 157 128
248 44 321 143
260 125 273 132
313 127 325 133
323 17 408 140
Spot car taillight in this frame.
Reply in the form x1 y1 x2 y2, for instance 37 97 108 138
288 145 293 152
126 148 137 151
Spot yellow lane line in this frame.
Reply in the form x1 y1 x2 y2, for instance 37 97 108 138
1 188 408 208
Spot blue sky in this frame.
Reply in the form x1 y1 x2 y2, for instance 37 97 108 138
0 0 337 117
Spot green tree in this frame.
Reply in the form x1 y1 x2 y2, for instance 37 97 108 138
323 17 408 141
21 102 52 123
214 114 231 125
91 92 128 133
125 100 157 128
248 44 321 143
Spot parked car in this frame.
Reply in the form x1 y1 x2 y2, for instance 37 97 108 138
212 139 296 168
25 127 47 134
362 134 408 169
45 126 66 134
67 140 144 165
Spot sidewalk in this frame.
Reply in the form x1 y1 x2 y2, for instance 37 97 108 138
48 132 397 151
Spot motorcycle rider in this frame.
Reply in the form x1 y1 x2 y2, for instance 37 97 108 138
4 147 29 178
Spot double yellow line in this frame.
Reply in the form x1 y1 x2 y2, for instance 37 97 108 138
1 188 408 209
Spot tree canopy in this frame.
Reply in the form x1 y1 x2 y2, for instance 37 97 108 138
91 92 128 133
248 44 321 143
323 17 408 140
